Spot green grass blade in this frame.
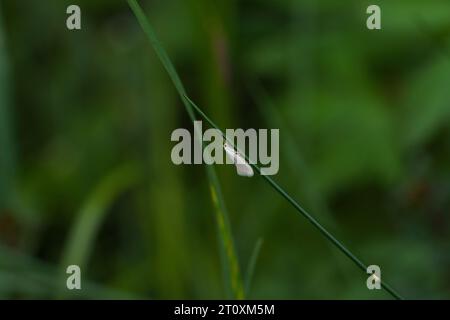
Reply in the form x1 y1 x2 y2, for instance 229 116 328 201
247 80 354 285
126 0 194 119
127 0 402 300
182 95 404 300
206 168 245 299
127 0 244 299
244 238 263 297
61 164 139 271
248 81 333 223
0 244 140 299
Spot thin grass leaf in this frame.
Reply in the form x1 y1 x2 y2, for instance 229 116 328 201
247 81 354 285
182 95 404 300
248 81 332 221
127 0 244 299
244 238 263 296
127 0 402 300
58 164 140 298
0 244 140 299
207 169 245 299
61 164 139 271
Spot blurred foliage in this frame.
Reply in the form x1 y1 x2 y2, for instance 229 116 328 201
0 0 449 299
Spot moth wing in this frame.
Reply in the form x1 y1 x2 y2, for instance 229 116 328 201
234 152 254 176
236 162 254 177
223 143 237 164
223 143 254 177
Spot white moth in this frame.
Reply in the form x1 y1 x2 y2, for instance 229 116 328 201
223 142 254 177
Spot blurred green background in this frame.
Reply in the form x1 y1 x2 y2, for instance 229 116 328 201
0 0 449 299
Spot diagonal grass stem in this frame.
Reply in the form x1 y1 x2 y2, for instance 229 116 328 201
128 0 403 300
183 94 404 300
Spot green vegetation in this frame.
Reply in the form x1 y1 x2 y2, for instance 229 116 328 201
0 0 449 299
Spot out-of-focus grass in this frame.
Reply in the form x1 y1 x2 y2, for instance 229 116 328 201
244 237 263 296
0 0 449 299
184 94 403 299
0 4 15 209
61 164 140 272
127 0 244 299
0 244 139 299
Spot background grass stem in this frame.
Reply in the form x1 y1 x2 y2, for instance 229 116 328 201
128 0 244 299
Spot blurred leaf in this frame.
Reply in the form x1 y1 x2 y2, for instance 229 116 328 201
403 57 450 149
127 0 244 299
61 164 140 270
244 237 263 296
0 5 15 208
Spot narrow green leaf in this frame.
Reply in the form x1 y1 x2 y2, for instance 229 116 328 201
0 244 140 299
61 164 139 270
127 0 402 300
244 238 263 296
183 94 404 301
127 0 244 299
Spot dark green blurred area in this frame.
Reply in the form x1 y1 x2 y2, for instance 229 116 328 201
0 0 450 299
